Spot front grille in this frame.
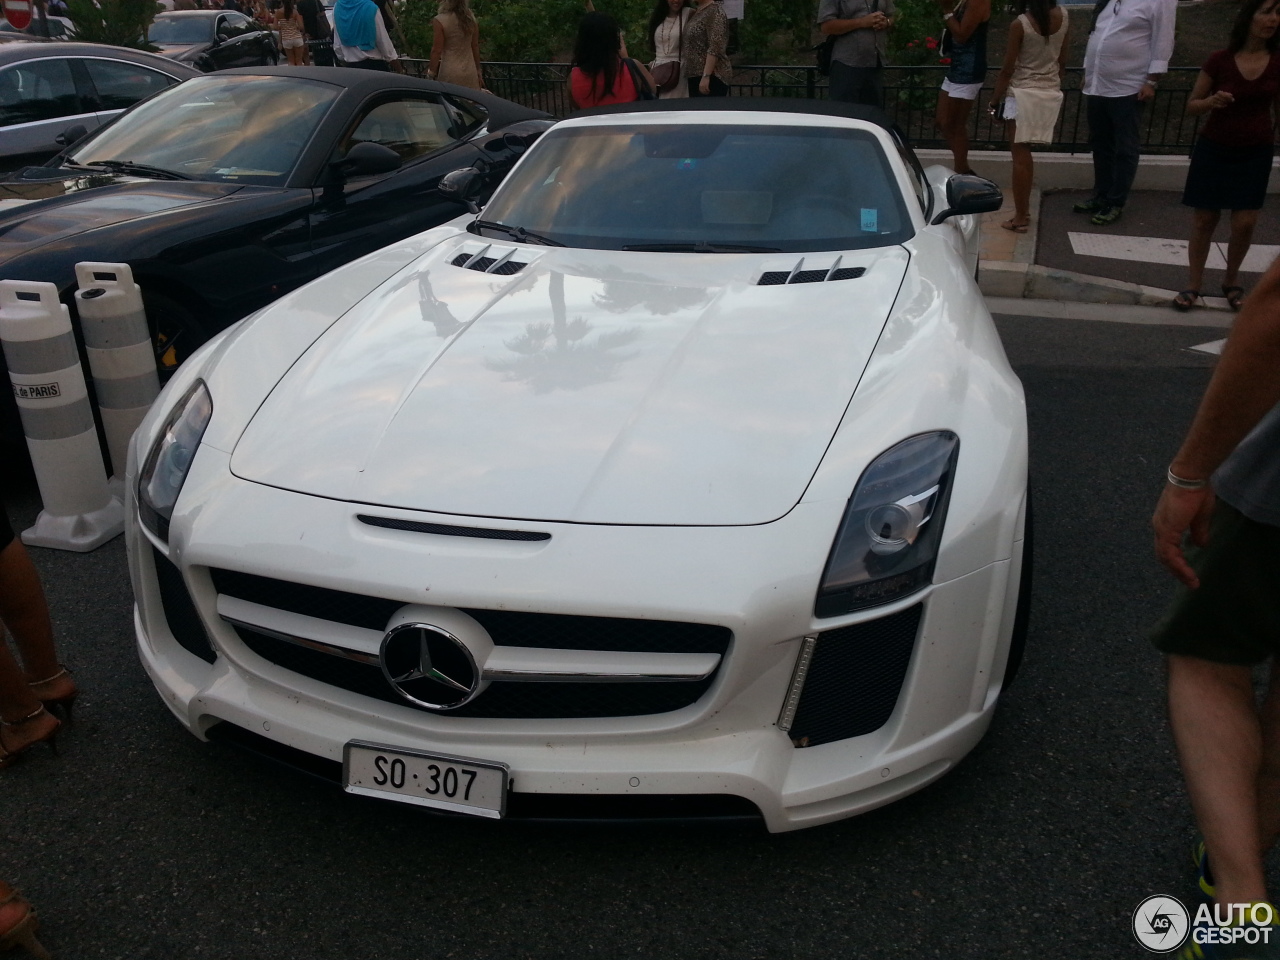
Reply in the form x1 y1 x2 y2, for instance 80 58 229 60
234 626 715 718
208 569 731 654
153 547 216 663
356 514 550 541
788 604 923 747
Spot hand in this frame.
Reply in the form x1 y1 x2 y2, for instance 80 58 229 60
1207 90 1235 110
1137 81 1156 102
699 75 711 94
1152 483 1216 589
871 11 890 29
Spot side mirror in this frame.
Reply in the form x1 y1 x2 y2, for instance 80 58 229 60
930 174 1003 225
332 141 401 178
54 123 88 147
437 166 484 214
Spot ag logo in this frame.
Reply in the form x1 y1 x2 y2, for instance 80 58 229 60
1133 895 1190 952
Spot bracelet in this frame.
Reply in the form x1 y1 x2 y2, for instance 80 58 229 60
1167 467 1209 490
1145 79 1159 88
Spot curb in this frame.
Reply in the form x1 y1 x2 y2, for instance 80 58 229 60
978 260 1234 311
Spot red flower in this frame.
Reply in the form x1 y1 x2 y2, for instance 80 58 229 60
939 57 952 64
925 37 938 50
907 40 916 46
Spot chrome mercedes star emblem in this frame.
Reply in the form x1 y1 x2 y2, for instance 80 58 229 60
379 623 481 710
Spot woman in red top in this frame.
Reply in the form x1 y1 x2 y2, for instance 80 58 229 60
1174 0 1280 311
569 12 655 109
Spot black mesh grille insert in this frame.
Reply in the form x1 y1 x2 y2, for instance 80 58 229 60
790 270 828 284
152 547 216 663
830 267 866 281
357 515 550 541
450 253 527 274
234 626 714 718
208 569 731 655
758 271 790 285
490 259 527 275
788 604 923 746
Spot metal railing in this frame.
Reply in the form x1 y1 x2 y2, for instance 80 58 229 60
447 61 1204 155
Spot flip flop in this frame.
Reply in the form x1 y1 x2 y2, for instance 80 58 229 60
1001 219 1029 234
1172 289 1199 312
1222 285 1244 311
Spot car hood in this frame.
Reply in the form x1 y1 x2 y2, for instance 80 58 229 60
0 174 242 252
152 42 207 58
230 240 910 526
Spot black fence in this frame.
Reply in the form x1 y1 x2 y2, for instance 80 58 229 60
436 61 1203 155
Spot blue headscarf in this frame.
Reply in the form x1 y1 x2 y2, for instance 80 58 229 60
334 0 378 51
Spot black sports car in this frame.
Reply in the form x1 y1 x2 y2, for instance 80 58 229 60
147 11 279 72
0 67 552 457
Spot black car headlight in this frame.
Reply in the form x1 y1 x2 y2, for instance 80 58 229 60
815 432 959 618
138 381 212 542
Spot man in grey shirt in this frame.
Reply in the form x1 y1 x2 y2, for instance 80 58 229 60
818 0 895 108
1150 255 1280 915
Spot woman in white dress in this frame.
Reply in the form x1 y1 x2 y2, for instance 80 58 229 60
648 0 692 99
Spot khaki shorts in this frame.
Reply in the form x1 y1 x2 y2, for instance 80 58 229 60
1151 500 1280 665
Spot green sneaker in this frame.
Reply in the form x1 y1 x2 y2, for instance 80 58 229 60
1194 840 1217 903
1090 205 1123 226
1073 196 1107 213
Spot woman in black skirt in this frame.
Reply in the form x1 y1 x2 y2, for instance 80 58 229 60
1174 0 1280 311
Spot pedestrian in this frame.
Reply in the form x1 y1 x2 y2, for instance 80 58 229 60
683 0 731 97
1074 0 1176 226
276 0 307 65
935 0 991 174
332 0 399 71
569 11 656 109
428 0 484 90
1150 254 1280 952
649 0 692 99
817 0 894 108
1172 0 1280 313
0 882 50 960
297 0 333 65
990 0 1068 233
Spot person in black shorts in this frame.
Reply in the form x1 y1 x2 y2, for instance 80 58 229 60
0 508 76 770
1151 253 1280 936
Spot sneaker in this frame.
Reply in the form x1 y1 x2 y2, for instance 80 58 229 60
1073 196 1107 213
1090 205 1123 226
1194 840 1217 902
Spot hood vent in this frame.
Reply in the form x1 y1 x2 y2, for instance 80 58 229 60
451 247 528 276
758 258 866 286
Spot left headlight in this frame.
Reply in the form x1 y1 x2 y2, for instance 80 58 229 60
138 380 212 542
815 431 959 618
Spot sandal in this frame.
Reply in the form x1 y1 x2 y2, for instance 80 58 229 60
1172 289 1200 312
1222 285 1244 311
1001 218 1029 234
0 881 51 960
0 708 60 771
28 667 76 720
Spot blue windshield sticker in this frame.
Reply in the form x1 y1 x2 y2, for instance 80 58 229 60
861 208 878 232
677 158 698 171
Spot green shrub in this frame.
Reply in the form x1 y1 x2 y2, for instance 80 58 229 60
65 0 160 49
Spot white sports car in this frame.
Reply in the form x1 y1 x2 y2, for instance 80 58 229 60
126 100 1028 832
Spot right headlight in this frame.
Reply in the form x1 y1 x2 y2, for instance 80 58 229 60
137 380 212 543
815 431 959 618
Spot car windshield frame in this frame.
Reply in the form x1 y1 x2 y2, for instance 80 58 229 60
475 120 915 254
66 74 341 186
146 16 216 44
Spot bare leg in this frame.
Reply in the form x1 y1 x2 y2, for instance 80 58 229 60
0 631 41 723
0 539 59 683
1168 654 1270 905
1009 137 1033 225
1186 208 1220 295
935 91 975 175
1224 209 1259 292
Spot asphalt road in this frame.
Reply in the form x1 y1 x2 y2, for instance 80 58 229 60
0 311 1239 959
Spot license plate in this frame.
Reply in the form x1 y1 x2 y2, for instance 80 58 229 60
343 741 508 818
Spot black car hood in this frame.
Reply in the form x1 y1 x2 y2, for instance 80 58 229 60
152 42 207 59
0 174 243 252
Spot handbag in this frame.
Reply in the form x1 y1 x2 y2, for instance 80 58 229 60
624 57 657 100
651 60 681 93
814 35 836 76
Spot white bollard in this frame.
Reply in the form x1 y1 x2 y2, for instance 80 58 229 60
0 280 123 552
74 262 159 487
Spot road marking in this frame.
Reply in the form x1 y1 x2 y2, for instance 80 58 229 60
1068 232 1280 273
1189 338 1227 355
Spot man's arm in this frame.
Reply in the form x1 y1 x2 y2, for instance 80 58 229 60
819 0 884 35
1153 257 1280 587
1140 0 1176 99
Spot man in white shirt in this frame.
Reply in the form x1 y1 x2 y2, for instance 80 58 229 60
1075 0 1176 225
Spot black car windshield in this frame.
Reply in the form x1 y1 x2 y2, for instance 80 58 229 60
147 17 215 43
477 123 914 253
67 75 338 186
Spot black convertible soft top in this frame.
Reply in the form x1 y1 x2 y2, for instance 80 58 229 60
572 97 893 131
220 66 552 130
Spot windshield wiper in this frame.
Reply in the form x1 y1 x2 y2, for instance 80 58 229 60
81 160 192 181
622 242 782 253
470 219 565 246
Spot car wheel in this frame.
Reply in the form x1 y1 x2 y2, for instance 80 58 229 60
142 289 208 382
1001 492 1034 691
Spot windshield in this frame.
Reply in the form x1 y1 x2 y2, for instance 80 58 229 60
147 16 215 43
477 123 913 253
68 75 339 185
